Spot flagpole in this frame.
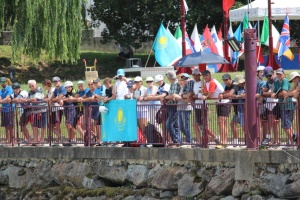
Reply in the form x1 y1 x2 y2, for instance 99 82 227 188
180 0 186 73
267 0 274 67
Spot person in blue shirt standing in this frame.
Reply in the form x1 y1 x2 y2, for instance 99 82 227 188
93 77 106 145
50 76 66 144
0 77 13 144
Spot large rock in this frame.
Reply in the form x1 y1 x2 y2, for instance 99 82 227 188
151 166 188 190
259 172 300 198
93 161 127 184
6 166 33 188
232 179 260 197
0 170 9 185
50 160 92 187
27 160 56 188
205 168 235 196
178 174 204 197
82 175 109 189
125 165 149 187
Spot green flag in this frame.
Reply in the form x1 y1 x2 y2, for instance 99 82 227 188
261 15 269 45
174 26 182 48
242 14 249 31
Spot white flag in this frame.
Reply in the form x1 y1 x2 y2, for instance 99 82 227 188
183 0 189 14
191 24 202 52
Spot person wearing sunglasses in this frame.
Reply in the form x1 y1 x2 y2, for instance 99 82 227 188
261 69 280 146
0 77 13 144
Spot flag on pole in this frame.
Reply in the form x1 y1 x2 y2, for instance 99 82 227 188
174 26 182 48
217 25 223 41
243 14 249 31
228 22 234 62
153 23 182 66
232 23 242 65
174 25 194 55
223 0 235 17
183 0 189 14
276 14 294 61
211 25 224 57
200 26 221 72
261 15 269 45
191 24 202 52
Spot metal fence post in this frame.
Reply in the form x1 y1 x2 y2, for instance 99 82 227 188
202 100 208 148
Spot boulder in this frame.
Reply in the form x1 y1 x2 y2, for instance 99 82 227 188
178 174 204 197
93 161 127 184
125 165 149 187
205 168 235 196
82 175 108 189
27 160 56 188
0 170 9 185
6 166 33 188
151 166 188 190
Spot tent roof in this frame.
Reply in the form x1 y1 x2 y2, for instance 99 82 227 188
229 0 300 22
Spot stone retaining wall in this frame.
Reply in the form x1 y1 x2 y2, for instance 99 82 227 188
0 147 300 199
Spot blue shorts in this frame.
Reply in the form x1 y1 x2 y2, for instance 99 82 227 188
1 111 14 127
231 113 244 126
32 112 47 128
281 110 294 129
64 107 76 127
91 106 100 120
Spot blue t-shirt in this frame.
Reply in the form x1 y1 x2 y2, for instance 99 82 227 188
0 86 13 112
86 90 98 106
94 85 106 105
53 86 67 98
76 88 89 97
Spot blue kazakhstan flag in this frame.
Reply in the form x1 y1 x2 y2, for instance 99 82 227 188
153 23 182 67
102 99 137 142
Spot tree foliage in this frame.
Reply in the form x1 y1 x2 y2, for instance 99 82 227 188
89 0 247 48
0 0 83 63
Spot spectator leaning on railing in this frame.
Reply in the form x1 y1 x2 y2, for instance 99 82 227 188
202 70 223 146
0 77 13 143
232 75 246 134
133 76 147 135
115 69 128 100
164 71 180 143
219 73 235 146
27 80 47 145
10 82 30 143
261 69 280 145
271 68 294 146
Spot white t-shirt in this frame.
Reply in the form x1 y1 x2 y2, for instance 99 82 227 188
193 81 203 108
204 78 224 101
116 80 129 100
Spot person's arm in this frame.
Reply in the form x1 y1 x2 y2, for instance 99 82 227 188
202 81 217 100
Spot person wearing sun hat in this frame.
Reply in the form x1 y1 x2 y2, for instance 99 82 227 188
271 68 295 146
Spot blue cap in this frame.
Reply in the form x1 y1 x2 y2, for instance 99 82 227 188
117 69 125 77
127 80 134 88
181 73 190 80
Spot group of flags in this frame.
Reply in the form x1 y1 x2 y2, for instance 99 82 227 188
152 9 294 72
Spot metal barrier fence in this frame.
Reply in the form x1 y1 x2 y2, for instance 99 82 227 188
0 100 299 148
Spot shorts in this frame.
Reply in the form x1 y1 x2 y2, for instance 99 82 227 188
281 110 294 129
32 112 47 128
91 106 100 121
137 111 148 119
64 107 76 127
216 104 231 117
19 109 31 126
50 110 62 125
1 111 14 127
263 104 281 120
98 113 102 125
231 113 244 126
194 108 203 125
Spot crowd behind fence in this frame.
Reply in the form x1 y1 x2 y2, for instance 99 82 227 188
0 98 299 149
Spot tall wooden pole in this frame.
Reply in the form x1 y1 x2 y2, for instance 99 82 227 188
267 0 274 67
180 0 186 73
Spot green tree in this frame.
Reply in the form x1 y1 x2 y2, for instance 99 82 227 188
0 0 83 63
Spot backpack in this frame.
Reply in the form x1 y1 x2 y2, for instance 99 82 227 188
144 123 163 144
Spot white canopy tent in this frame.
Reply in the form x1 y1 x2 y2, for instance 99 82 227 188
229 0 300 22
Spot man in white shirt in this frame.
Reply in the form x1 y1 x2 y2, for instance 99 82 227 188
115 69 129 100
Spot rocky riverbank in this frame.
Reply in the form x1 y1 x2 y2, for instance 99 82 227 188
1 157 300 199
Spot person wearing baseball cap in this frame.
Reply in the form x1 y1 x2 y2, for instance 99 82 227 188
50 76 66 143
260 68 280 146
115 69 128 100
201 69 224 147
271 68 295 146
0 76 13 144
219 73 236 146
144 74 170 102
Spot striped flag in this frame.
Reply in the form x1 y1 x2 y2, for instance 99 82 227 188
276 14 294 61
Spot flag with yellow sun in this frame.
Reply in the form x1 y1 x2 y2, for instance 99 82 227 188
102 99 137 142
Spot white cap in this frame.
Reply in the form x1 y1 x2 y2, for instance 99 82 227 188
146 77 154 82
134 76 142 82
64 81 73 87
257 66 265 71
154 75 164 82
